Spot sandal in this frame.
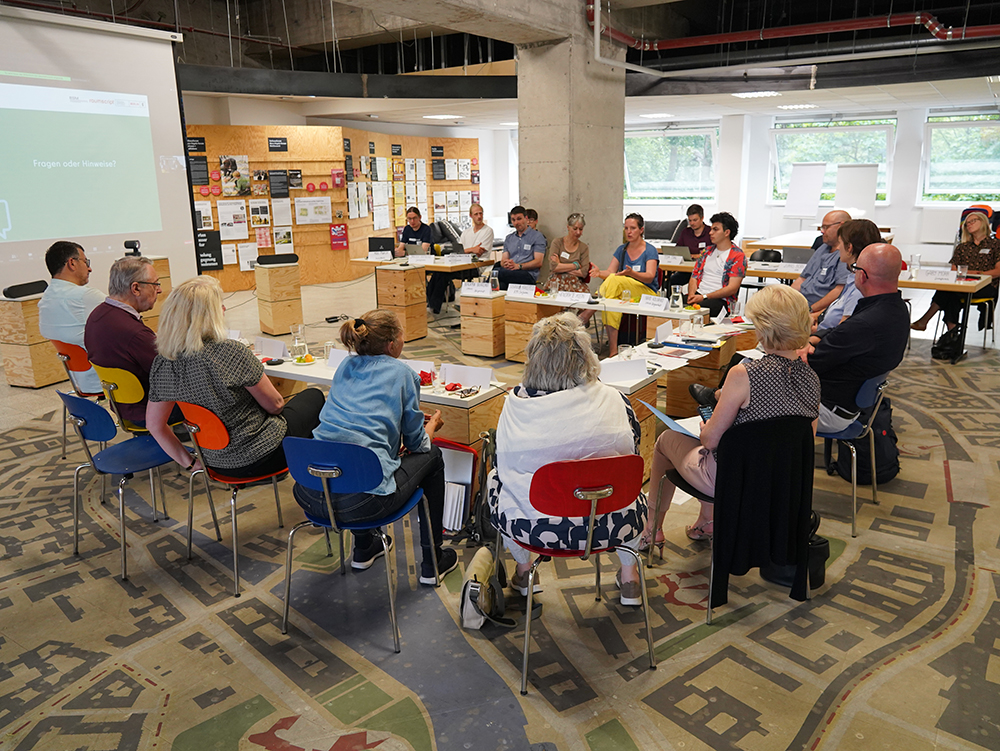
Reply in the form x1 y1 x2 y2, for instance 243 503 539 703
686 521 714 541
637 530 666 553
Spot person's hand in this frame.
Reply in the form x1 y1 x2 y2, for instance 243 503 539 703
549 253 559 268
182 456 204 473
588 263 599 277
796 343 814 362
687 292 703 305
425 410 444 436
394 247 405 257
501 257 516 270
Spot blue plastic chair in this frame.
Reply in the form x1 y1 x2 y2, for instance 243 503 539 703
817 374 889 538
58 391 176 580
280 437 440 652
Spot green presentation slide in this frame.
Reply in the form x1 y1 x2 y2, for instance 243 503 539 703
0 108 162 242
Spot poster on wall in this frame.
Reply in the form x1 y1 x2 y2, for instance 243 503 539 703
288 170 303 189
433 192 446 214
294 197 332 225
373 205 391 231
404 158 416 181
195 231 223 271
252 183 269 196
459 191 472 213
458 159 471 180
344 156 354 182
416 158 426 177
249 198 271 227
471 170 480 185
193 200 214 230
221 243 238 266
330 223 349 250
217 200 248 240
273 226 294 252
268 170 289 198
237 241 258 271
188 155 209 185
271 198 292 226
431 159 446 180
330 168 345 188
255 226 272 248
392 158 405 181
445 159 459 181
219 155 250 196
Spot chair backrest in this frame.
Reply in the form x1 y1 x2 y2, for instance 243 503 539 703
855 373 888 411
282 437 384 495
750 249 782 263
781 247 815 265
175 402 231 451
51 340 92 373
92 364 146 405
57 391 118 443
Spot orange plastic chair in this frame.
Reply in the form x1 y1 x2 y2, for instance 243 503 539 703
51 340 104 458
176 401 286 597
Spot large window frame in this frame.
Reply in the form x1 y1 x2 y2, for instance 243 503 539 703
624 128 718 202
769 119 895 204
920 115 1000 204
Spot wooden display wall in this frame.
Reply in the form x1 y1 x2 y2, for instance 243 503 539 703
184 124 480 292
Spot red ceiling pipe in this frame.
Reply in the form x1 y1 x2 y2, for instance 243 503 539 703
585 4 1000 52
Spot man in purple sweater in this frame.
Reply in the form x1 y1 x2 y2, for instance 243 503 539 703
85 256 161 426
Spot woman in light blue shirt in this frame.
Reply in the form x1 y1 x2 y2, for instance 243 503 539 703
291 309 458 584
810 219 882 343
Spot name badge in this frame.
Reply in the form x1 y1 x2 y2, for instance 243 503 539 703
560 251 571 259
982 248 992 254
524 243 531 250
632 264 642 272
699 242 706 249
819 267 828 275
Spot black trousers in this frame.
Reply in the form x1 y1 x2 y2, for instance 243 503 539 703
493 264 536 290
932 286 997 328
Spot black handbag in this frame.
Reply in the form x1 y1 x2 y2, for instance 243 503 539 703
759 512 829 590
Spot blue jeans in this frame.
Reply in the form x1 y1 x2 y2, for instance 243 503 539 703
292 446 445 556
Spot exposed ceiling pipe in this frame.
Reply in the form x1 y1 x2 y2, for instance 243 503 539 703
585 3 1000 53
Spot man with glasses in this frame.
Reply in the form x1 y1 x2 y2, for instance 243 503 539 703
792 210 852 315
806 243 909 433
38 241 106 393
84 256 162 426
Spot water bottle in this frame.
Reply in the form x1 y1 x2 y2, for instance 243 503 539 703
490 269 500 292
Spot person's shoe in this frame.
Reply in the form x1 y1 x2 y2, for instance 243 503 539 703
419 547 458 585
352 533 392 570
616 570 642 606
688 383 717 407
686 521 714 541
510 567 542 596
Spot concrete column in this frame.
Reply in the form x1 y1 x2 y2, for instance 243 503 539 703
717 115 752 238
517 38 626 267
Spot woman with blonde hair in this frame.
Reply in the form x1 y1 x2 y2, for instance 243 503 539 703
290 309 458 581
544 212 592 294
643 284 820 546
147 276 324 476
490 312 647 605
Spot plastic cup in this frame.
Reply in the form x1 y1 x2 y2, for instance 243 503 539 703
620 289 632 304
323 341 335 360
618 345 633 360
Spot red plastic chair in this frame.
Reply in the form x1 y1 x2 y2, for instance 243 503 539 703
51 340 104 458
509 453 656 695
176 401 285 597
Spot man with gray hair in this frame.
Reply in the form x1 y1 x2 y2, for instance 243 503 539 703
84 256 161 426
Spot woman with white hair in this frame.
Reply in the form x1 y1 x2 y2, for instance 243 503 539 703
490 312 647 605
146 276 324 475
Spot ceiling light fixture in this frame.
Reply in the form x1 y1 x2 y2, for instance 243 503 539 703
777 104 818 110
368 114 379 118
639 113 674 119
499 122 518 127
423 114 463 120
732 91 782 99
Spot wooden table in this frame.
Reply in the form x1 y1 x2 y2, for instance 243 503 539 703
743 229 893 256
352 258 495 342
459 291 505 357
599 368 659 482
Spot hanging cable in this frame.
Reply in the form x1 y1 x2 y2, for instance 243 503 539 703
225 0 233 67
280 0 294 70
318 0 331 72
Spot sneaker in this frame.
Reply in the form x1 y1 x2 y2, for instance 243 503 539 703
616 571 642 607
510 567 542 597
351 533 392 570
419 547 458 585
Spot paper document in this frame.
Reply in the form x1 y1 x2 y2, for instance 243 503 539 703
639 400 698 439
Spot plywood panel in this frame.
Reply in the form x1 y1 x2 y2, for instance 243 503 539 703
384 304 427 342
461 316 505 357
0 299 45 346
376 267 425 306
255 264 301 302
460 295 505 318
1 341 67 388
258 298 303 335
504 320 533 363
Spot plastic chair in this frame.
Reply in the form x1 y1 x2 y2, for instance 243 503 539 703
57 391 174 580
176 401 283 597
279 437 441 652
818 375 888 538
505 454 655 695
741 249 782 303
51 340 104 458
92 364 149 435
932 294 995 348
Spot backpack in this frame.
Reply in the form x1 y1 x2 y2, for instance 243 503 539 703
931 327 962 360
460 544 515 630
835 397 899 485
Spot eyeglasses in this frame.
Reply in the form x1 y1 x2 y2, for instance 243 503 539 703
72 255 91 268
821 221 844 231
135 281 162 289
848 262 868 281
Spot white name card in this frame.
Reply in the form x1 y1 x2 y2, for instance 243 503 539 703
659 254 685 265
445 254 474 264
639 294 669 311
507 283 537 298
599 358 648 384
748 262 779 270
655 320 674 340
227 329 241 340
326 348 352 369
555 291 591 303
256 336 289 359
917 268 957 283
400 359 435 377
461 281 491 297
406 254 437 265
367 251 392 261
777 262 807 274
439 363 492 391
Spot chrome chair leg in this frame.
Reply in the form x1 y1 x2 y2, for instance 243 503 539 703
187 470 196 558
281 521 313 634
869 428 879 507
594 554 601 601
520 557 544 695
203 473 221 540
156 466 168 519
706 540 715 625
230 486 241 597
72 463 89 555
61 404 68 459
376 527 401 652
422 496 441 586
846 442 858 538
100 473 107 505
324 529 333 556
619 546 656 671
148 469 158 523
272 476 284 528
118 475 129 580
339 531 346 575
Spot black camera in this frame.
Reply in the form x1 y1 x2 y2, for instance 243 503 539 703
124 240 141 256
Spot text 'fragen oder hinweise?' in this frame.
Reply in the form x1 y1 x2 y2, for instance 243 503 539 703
33 160 118 169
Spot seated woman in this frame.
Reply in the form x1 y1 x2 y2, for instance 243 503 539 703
687 211 746 318
290 310 458 581
490 312 647 605
644 284 819 546
911 210 1000 333
545 212 592 294
148 276 324 478
578 213 659 356
809 218 882 344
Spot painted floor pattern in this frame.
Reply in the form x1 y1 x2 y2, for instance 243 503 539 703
1 337 999 751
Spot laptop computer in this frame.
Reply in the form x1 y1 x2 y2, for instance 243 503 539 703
661 244 693 261
368 237 395 254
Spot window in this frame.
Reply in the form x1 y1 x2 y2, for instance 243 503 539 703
770 119 895 202
624 129 717 201
922 115 1000 202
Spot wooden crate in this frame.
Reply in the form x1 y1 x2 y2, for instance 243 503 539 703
385 304 427 341
419 392 505 446
460 295 505 318
0 299 46 345
376 267 426 306
255 264 301 302
644 309 710 339
504 299 560 324
732 328 758 350
504 320 534 363
268 375 307 399
639 415 655 483
660 364 726 417
1 342 67 388
461 316 505 357
258 298 304 335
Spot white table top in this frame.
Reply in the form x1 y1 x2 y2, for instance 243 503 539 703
504 292 704 320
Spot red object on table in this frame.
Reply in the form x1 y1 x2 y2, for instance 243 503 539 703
445 383 462 392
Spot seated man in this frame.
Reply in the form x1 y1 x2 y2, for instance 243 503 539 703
426 203 495 314
37 241 105 394
668 203 709 288
494 205 546 290
807 243 909 433
687 211 747 317
394 206 431 257
85 256 162 426
792 210 851 314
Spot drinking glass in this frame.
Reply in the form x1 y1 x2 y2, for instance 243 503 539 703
957 264 969 279
289 324 307 359
490 269 500 292
670 285 684 310
620 289 632 304
910 254 921 272
691 316 704 335
323 341 335 360
618 345 633 361
729 299 741 318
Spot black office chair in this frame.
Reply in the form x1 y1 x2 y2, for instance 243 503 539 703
742 249 782 303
